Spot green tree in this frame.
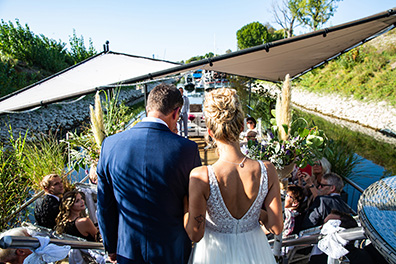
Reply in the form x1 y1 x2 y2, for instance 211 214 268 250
237 22 268 50
185 52 215 64
0 19 69 72
68 29 97 64
290 0 342 31
0 20 98 97
236 22 283 50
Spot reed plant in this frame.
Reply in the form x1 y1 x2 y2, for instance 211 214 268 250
0 130 31 230
324 139 361 179
21 132 68 191
0 127 70 230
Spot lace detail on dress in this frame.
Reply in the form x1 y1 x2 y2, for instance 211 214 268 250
205 160 268 234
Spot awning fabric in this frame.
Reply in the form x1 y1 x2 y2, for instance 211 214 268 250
199 7 396 82
0 7 395 114
0 53 180 113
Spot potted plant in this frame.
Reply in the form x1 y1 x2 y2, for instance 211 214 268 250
246 74 327 178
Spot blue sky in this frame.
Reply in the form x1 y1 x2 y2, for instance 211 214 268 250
0 0 395 62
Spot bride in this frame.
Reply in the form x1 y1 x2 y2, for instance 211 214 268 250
184 88 283 263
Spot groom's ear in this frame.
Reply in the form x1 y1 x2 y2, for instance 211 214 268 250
207 129 214 137
172 107 180 120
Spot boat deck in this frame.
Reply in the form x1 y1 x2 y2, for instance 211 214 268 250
191 136 218 166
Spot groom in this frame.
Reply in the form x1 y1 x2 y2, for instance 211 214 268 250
96 83 202 264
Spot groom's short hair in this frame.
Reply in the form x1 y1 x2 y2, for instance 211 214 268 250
147 83 183 115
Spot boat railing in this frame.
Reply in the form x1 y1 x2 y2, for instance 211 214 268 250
0 235 104 250
268 226 365 248
0 227 366 264
342 175 365 214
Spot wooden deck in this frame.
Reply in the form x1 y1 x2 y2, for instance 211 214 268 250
190 137 218 166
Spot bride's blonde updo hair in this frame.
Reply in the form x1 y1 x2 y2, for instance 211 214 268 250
204 88 244 143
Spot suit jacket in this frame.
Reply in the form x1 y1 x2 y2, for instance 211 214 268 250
96 121 201 263
34 194 60 229
301 194 353 230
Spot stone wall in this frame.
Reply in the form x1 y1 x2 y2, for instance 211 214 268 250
0 86 147 143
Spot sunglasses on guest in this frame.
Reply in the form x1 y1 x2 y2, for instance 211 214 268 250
317 182 333 188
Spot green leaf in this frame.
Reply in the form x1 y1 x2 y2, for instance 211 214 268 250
282 124 289 135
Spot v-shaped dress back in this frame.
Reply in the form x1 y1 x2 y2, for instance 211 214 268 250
188 160 276 264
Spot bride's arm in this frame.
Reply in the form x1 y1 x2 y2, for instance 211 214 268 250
260 161 283 235
184 166 210 242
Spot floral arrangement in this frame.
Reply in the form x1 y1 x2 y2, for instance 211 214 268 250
247 74 327 171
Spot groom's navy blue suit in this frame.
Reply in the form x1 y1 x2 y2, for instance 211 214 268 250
97 121 201 263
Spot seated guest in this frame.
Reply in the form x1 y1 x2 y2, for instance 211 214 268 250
301 172 353 231
34 174 65 229
245 130 258 142
240 129 258 155
55 190 99 242
298 158 332 208
283 185 305 237
246 116 257 131
0 227 32 264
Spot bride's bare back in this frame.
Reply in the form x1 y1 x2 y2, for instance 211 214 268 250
212 159 262 219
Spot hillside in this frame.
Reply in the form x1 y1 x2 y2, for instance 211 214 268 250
0 20 97 97
295 29 396 106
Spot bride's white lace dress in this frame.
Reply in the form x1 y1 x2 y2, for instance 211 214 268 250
188 160 276 264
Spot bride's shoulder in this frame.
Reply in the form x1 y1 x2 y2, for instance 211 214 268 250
260 161 278 181
190 166 210 183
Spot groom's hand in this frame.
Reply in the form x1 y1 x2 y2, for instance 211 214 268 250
108 253 117 263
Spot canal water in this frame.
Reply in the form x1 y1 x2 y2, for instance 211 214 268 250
345 154 387 211
298 110 396 212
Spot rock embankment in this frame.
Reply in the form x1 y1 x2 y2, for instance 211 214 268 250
291 88 396 145
0 88 144 143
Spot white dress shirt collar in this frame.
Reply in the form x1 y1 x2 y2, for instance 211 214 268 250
142 117 168 128
47 193 60 201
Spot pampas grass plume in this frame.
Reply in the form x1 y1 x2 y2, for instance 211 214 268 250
95 92 104 134
90 104 104 147
279 74 292 141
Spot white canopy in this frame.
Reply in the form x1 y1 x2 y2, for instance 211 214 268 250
0 53 180 113
0 7 395 114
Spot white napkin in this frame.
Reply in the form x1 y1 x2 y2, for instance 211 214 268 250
23 236 70 264
318 219 349 261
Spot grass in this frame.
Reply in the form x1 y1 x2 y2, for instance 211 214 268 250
21 132 68 191
295 30 396 106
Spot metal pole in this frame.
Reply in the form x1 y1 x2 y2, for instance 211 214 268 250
144 84 148 116
0 236 104 250
268 226 365 247
248 80 252 116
